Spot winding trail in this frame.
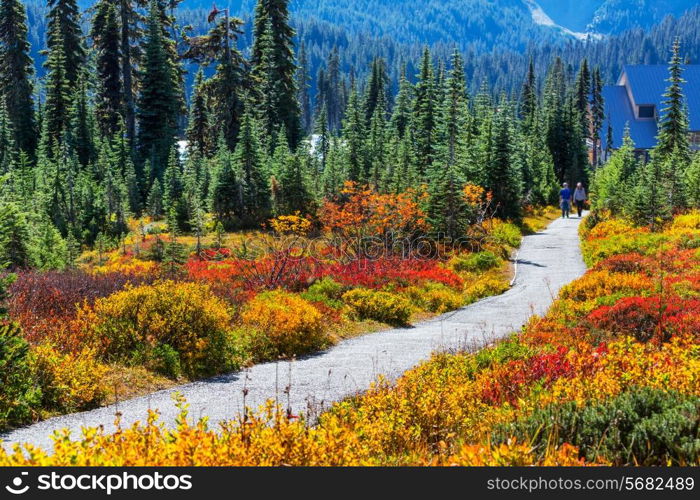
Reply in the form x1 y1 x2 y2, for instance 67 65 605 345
2 215 587 450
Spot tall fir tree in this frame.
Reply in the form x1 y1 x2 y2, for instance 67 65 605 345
251 0 301 147
413 47 437 176
136 0 181 181
0 0 37 155
656 38 691 162
46 0 86 87
91 0 123 138
234 104 270 224
42 30 72 156
296 40 312 135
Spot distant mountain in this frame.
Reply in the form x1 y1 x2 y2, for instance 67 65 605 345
535 0 699 35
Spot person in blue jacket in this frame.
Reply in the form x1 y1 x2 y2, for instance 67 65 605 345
559 183 572 219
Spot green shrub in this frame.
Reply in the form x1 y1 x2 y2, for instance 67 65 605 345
491 223 521 248
302 277 345 309
493 387 700 465
0 323 41 430
451 251 501 273
342 288 412 326
474 338 533 370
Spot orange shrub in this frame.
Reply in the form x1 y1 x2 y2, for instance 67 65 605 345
240 291 328 357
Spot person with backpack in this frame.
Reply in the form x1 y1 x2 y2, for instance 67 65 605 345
559 183 572 219
573 182 587 218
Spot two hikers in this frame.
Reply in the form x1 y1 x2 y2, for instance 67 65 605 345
560 182 587 218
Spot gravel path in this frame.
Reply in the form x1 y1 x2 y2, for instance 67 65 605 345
2 215 587 450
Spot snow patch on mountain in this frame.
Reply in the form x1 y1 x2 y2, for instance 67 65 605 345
524 0 602 41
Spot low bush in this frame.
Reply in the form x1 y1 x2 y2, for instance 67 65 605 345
464 277 510 302
84 281 237 378
301 277 345 309
494 387 700 466
241 291 328 357
30 344 107 413
404 282 464 314
450 251 501 273
342 288 412 325
0 323 41 430
490 221 521 248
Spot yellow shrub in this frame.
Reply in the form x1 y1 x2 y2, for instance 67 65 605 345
342 288 412 325
86 281 236 378
405 283 464 314
31 344 108 413
464 277 510 302
671 211 700 230
241 291 328 357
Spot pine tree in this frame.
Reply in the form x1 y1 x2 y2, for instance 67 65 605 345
273 151 312 216
68 77 95 167
0 0 36 155
413 47 437 176
656 38 690 162
363 57 389 126
209 144 243 228
136 0 181 180
251 0 301 147
627 158 672 231
341 83 367 183
46 0 86 87
43 31 72 155
573 58 591 136
147 177 163 218
590 67 605 166
520 58 537 131
487 106 522 219
436 50 468 172
234 105 270 224
0 98 17 174
186 70 213 158
0 201 31 269
296 40 312 135
427 163 467 241
91 0 123 138
390 66 414 139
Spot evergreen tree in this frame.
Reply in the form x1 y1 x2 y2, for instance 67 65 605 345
0 201 31 269
627 158 672 231
147 177 163 218
363 57 389 126
487 107 522 219
136 0 181 180
520 58 537 130
0 0 36 155
412 47 437 175
46 0 86 87
68 77 95 167
590 67 605 166
209 144 243 228
42 31 72 155
390 66 414 139
656 38 690 162
426 162 467 241
273 150 312 216
186 70 213 158
341 83 367 183
234 105 270 224
0 98 16 174
91 0 123 138
251 0 301 147
296 40 312 135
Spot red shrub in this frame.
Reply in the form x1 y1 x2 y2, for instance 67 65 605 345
8 270 152 346
480 346 573 405
586 295 700 343
320 257 462 290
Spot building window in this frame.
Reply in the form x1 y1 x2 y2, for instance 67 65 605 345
638 105 655 119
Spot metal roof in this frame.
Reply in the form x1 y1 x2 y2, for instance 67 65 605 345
602 65 700 150
601 86 658 150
